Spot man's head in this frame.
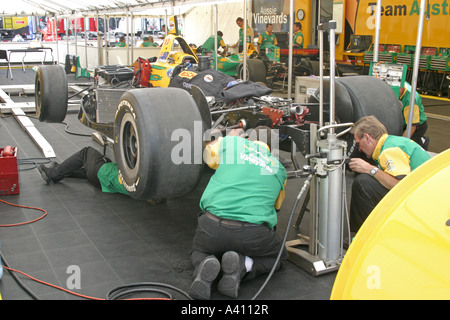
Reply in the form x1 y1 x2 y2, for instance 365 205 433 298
293 22 302 32
352 116 387 157
217 31 223 37
266 24 273 34
236 17 244 28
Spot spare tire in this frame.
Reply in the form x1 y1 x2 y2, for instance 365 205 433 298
114 87 204 200
35 65 68 122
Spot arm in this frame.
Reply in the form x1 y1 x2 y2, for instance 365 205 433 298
349 158 400 190
274 179 287 210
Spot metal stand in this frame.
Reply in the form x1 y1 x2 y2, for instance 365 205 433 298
286 21 348 276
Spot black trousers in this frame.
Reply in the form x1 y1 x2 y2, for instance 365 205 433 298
404 120 428 147
190 212 288 280
52 146 110 188
350 173 389 232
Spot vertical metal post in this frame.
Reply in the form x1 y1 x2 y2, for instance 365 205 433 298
84 16 88 69
329 21 336 134
288 0 294 98
243 0 248 81
214 4 218 70
318 24 324 128
407 0 426 139
373 0 382 63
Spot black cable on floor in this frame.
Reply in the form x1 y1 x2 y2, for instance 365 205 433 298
0 251 40 300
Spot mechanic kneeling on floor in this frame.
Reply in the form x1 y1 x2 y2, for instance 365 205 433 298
349 115 431 233
189 126 288 300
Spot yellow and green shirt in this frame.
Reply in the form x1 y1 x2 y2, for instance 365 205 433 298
372 134 431 179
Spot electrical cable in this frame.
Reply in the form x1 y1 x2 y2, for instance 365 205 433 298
0 252 40 300
0 198 47 227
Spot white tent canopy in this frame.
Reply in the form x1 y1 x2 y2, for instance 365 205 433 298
0 0 243 17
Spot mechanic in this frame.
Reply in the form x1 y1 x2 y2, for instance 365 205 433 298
349 116 431 233
189 126 288 300
140 36 157 47
38 146 129 195
293 22 304 49
232 17 252 53
115 36 127 47
399 82 430 150
257 23 278 54
201 31 227 55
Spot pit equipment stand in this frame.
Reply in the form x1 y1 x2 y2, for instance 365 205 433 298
286 21 351 276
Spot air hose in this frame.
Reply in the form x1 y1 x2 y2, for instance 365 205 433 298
251 173 313 300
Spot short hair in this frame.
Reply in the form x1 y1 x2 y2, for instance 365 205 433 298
247 126 278 151
266 23 273 28
351 115 387 140
217 31 223 37
236 17 243 22
294 22 302 30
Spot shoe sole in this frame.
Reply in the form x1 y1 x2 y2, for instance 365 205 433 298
189 257 220 300
218 251 245 299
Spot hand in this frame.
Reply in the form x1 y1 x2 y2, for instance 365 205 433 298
349 158 374 175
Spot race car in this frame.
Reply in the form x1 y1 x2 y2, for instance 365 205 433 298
35 32 403 201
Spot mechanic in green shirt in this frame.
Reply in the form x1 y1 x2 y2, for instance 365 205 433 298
201 31 227 54
189 126 288 300
348 116 431 232
293 22 304 49
140 36 158 47
38 146 128 195
257 23 278 54
115 36 127 47
232 17 252 53
399 82 429 150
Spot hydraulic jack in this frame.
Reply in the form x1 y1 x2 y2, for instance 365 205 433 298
285 21 352 276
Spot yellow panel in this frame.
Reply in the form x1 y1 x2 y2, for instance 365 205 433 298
331 149 450 300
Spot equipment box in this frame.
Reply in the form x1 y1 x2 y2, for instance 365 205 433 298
0 147 19 195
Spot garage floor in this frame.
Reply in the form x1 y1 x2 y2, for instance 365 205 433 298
0 68 449 302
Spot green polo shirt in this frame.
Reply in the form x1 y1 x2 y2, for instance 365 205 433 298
202 35 226 52
258 32 278 50
239 25 252 46
400 82 427 126
200 136 287 229
293 31 304 48
97 162 129 195
372 134 431 179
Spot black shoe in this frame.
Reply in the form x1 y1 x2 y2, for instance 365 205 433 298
189 256 220 300
38 164 54 185
218 251 247 299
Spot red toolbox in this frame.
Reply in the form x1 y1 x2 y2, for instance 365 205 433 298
0 146 19 195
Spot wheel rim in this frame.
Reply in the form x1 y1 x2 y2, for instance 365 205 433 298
35 79 42 117
120 112 140 174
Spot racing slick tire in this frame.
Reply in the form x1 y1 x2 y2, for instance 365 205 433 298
114 87 203 200
310 75 403 157
238 59 267 83
35 65 68 122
